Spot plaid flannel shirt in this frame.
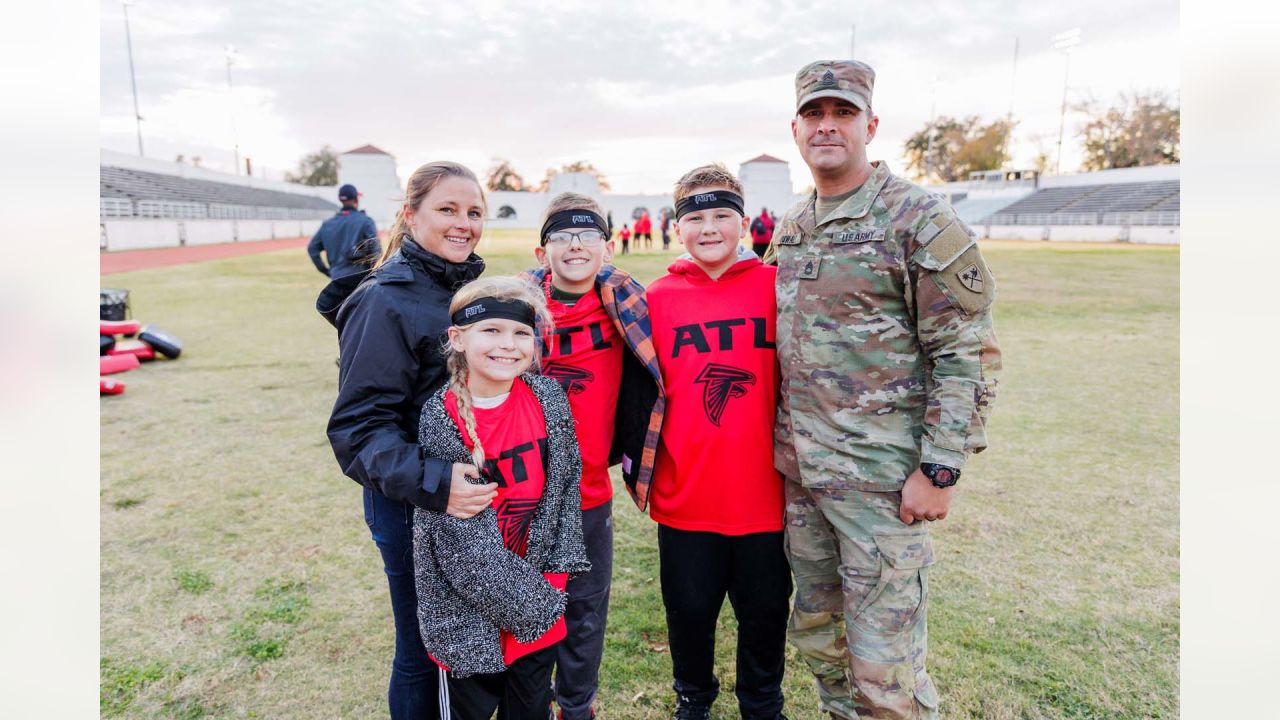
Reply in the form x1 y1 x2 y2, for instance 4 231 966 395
521 265 666 511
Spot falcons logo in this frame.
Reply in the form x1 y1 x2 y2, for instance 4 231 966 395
694 363 756 427
496 497 540 556
542 362 594 394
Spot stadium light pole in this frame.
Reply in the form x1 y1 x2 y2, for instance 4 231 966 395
1052 28 1081 175
924 75 938 184
1004 37 1019 170
225 45 241 175
122 0 144 157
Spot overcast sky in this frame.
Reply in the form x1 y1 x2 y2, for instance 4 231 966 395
100 0 1179 194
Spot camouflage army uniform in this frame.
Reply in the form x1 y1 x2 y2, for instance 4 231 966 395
773 160 1001 719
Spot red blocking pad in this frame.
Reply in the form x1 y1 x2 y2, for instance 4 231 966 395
100 354 140 375
100 378 126 395
108 339 156 362
101 319 142 336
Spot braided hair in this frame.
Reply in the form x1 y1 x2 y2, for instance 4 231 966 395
443 276 554 468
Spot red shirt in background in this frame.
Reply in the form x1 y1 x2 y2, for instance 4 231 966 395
541 276 624 510
444 378 567 663
646 256 783 535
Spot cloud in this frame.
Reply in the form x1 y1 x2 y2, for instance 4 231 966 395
100 0 1179 191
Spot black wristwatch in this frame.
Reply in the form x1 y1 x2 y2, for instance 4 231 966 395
920 463 960 489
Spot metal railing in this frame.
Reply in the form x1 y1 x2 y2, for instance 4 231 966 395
100 198 133 218
105 198 332 221
984 211 1180 226
1101 211 1180 226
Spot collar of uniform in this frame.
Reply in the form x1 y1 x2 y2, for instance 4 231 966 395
817 161 892 226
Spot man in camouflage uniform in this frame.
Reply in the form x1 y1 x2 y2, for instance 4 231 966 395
768 60 1002 720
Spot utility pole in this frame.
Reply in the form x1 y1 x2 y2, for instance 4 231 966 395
122 0 144 156
1052 28 1081 174
225 45 241 175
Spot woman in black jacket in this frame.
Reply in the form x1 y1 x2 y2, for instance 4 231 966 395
318 161 497 719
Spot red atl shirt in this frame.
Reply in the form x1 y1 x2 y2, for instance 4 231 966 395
647 256 784 535
541 276 624 510
444 378 567 663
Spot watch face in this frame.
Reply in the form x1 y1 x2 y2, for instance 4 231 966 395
935 468 953 484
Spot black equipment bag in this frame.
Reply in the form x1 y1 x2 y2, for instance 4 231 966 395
100 335 116 355
100 288 131 322
139 325 183 359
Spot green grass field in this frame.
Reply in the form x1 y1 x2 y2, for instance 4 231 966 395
100 232 1179 719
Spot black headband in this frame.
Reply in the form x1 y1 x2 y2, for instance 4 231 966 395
450 296 536 329
674 191 745 220
540 210 609 245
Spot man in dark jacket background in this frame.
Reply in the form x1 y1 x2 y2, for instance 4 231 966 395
307 184 380 277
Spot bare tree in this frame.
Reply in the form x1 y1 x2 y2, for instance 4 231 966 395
903 116 1015 183
1075 90 1180 171
534 160 612 192
486 159 527 191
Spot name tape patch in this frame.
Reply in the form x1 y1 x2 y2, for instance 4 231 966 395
832 228 884 244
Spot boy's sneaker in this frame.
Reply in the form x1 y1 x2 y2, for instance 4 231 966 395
673 695 712 720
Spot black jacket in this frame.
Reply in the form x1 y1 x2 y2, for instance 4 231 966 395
318 238 485 510
307 207 380 277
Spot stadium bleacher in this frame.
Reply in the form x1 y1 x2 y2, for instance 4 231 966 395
100 166 338 220
983 180 1179 226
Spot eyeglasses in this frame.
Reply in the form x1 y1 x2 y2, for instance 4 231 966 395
544 230 605 248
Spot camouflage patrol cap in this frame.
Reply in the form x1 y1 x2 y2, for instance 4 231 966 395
795 60 875 112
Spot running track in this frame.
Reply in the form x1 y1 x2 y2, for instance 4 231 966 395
100 237 309 274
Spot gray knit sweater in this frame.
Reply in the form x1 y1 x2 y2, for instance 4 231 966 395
412 373 591 676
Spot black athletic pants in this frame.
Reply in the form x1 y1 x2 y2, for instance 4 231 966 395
440 645 557 720
657 525 792 719
554 501 614 719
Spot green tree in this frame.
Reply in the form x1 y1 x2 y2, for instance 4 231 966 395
1075 90 1180 171
904 116 1015 183
534 160 611 192
286 145 340 186
485 159 527 191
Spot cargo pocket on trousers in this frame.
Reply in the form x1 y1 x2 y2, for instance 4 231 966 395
849 532 935 637
913 668 939 711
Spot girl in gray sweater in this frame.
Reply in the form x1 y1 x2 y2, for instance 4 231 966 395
413 276 591 720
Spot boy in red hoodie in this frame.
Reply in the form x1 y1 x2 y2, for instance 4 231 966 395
646 164 791 720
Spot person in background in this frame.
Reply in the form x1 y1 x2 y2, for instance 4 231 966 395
308 183 380 278
660 208 672 250
749 207 774 258
637 211 653 250
619 224 631 255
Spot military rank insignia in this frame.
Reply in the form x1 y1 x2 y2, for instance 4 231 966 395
798 253 821 280
957 263 984 293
